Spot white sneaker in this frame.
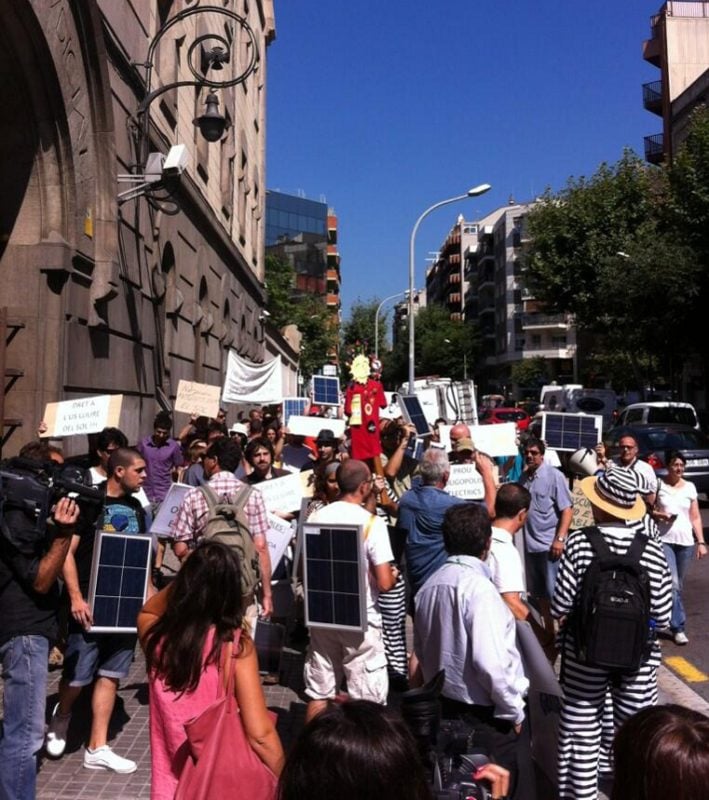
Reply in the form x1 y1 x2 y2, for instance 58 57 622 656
83 746 137 774
45 703 71 758
674 631 689 645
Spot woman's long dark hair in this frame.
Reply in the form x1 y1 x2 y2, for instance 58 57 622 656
143 541 244 693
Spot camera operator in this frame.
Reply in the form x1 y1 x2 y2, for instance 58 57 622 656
0 441 80 800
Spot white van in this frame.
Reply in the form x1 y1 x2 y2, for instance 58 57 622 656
614 402 700 430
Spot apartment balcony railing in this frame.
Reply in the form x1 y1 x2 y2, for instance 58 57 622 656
644 133 665 164
642 80 662 115
521 313 570 329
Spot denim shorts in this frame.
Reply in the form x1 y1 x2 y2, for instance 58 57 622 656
63 631 137 686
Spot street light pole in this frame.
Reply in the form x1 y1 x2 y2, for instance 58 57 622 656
408 183 491 394
374 290 410 360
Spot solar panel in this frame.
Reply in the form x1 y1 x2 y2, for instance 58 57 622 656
398 394 432 437
283 397 308 426
541 412 603 452
311 375 341 406
302 522 367 632
87 532 152 633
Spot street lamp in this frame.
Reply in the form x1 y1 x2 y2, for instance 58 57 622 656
408 184 491 393
118 5 259 206
374 290 412 360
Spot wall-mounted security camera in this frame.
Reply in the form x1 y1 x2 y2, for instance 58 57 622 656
162 144 188 177
258 309 271 322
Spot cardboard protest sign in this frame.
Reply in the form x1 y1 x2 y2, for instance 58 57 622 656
149 483 191 538
446 463 484 500
175 379 221 418
253 472 305 513
286 415 346 439
266 513 294 572
43 395 123 437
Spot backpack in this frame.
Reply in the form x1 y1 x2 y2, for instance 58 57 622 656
199 484 260 600
570 526 651 673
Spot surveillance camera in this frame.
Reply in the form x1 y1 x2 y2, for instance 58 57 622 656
162 144 188 177
261 309 271 318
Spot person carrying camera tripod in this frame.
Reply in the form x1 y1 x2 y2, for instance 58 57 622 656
0 441 80 800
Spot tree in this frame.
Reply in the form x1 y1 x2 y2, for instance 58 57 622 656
510 357 550 391
523 150 701 391
341 298 381 355
264 254 338 382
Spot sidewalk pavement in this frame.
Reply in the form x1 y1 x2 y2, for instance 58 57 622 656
17 630 709 799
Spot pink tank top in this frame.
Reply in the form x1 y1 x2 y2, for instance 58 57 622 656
148 628 240 800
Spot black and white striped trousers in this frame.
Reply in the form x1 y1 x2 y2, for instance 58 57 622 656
378 571 408 680
558 650 658 800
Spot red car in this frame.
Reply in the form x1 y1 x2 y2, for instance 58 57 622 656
479 407 530 431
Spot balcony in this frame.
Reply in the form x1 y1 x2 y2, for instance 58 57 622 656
326 268 340 284
642 81 662 115
644 133 665 164
521 313 569 330
449 272 461 285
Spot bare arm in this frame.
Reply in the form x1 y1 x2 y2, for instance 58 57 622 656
690 498 707 560
374 562 397 592
383 425 414 481
62 533 93 629
253 534 273 618
234 636 285 776
473 451 497 519
550 506 573 560
33 497 79 594
500 591 531 622
137 585 172 648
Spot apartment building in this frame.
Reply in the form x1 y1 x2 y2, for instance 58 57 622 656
425 216 479 321
643 1 709 163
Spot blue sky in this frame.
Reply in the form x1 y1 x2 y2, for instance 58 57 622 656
265 1 661 319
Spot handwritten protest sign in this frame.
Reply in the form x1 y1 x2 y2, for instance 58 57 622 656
150 483 191 537
286 415 346 439
253 473 305 513
175 379 221 418
266 513 294 571
43 395 123 437
446 463 484 500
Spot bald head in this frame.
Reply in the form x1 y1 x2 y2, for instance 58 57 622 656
450 423 471 444
336 459 371 495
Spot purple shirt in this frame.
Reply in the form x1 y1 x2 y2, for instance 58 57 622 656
137 435 183 503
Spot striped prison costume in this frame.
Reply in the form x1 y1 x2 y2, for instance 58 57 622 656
375 484 408 682
552 521 672 800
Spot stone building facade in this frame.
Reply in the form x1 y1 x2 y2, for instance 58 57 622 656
1 1 277 456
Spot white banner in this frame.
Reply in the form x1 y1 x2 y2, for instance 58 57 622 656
222 351 283 404
446 463 484 500
253 472 305 513
266 513 294 571
150 483 192 537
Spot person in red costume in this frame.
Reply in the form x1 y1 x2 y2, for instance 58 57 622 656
344 355 387 463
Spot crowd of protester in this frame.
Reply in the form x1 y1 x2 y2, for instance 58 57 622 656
1 391 708 800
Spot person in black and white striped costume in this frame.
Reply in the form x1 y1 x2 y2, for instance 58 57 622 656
552 466 671 800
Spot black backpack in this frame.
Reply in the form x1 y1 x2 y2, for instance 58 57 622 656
571 526 652 673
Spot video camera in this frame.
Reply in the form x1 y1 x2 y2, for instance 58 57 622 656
0 457 103 555
400 671 495 800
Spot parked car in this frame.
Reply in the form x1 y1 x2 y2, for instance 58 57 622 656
613 402 700 431
479 407 531 431
604 424 709 496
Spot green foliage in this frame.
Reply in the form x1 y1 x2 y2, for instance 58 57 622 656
264 254 295 330
341 298 381 355
522 146 704 390
264 254 337 382
510 357 550 389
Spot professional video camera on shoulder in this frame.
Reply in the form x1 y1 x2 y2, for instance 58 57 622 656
0 454 103 555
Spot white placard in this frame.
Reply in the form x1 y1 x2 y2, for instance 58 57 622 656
266 513 294 571
438 424 453 453
150 483 192 537
379 392 402 420
175 379 221 418
446 463 484 500
43 394 123 437
468 422 518 457
286 415 346 439
253 473 305 513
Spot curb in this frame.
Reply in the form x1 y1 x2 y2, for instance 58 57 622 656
657 663 709 713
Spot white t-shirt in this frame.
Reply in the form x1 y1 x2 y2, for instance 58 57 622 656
309 501 393 620
487 526 526 595
656 479 698 546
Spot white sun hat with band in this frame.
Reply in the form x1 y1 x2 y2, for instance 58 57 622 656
579 465 646 521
